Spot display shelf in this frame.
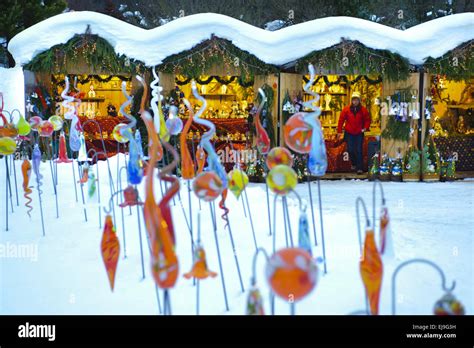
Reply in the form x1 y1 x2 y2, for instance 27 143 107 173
304 92 347 96
197 93 237 97
447 104 474 109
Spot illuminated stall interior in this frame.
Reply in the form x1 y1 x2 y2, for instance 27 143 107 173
301 74 383 137
175 75 255 143
23 32 145 155
430 75 474 171
157 37 278 172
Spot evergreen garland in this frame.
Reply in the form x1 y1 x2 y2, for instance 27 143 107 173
381 115 411 141
296 39 411 82
25 33 146 74
424 40 474 81
158 37 278 79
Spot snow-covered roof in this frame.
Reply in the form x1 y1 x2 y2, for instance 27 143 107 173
8 11 474 68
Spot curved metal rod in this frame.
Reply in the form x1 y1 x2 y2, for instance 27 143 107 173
103 189 124 215
289 189 307 212
87 148 107 164
251 247 270 286
372 180 386 230
0 109 12 125
391 258 456 315
355 196 371 254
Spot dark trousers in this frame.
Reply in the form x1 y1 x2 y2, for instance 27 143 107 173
345 132 364 171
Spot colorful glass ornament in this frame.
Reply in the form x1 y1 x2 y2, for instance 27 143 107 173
135 130 144 158
0 137 16 155
88 172 97 198
118 185 143 208
254 88 271 154
29 116 43 132
360 229 383 315
196 145 206 174
119 82 143 185
78 163 89 184
112 123 131 143
379 206 394 257
190 82 227 187
265 247 318 301
266 164 297 196
69 115 82 152
16 114 31 136
21 159 33 218
180 104 195 180
227 168 249 199
434 293 465 315
284 113 313 154
306 116 327 176
183 245 218 280
32 144 43 196
77 133 88 162
101 214 120 291
38 121 54 137
193 171 224 202
149 67 164 160
165 111 183 136
48 115 63 131
55 131 72 163
298 211 312 255
150 68 170 142
246 286 265 315
266 146 294 170
142 111 179 289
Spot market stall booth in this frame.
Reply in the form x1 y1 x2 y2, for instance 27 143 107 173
279 40 415 176
424 40 473 179
22 31 146 158
155 37 278 172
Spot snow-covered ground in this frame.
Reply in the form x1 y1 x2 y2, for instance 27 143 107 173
0 154 472 315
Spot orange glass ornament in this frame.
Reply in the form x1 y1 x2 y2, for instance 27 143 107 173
141 113 179 289
283 112 313 154
266 146 294 170
196 145 206 174
183 245 217 280
266 248 318 301
360 229 383 315
101 215 120 291
193 171 224 202
180 113 195 180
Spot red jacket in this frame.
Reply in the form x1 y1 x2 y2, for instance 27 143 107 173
337 105 371 135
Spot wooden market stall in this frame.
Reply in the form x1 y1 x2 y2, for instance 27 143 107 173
423 40 474 178
279 40 415 175
22 30 147 158
155 37 279 171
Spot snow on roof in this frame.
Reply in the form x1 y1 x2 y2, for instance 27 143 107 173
7 11 474 68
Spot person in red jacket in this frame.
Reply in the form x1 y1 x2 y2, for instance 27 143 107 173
337 92 371 174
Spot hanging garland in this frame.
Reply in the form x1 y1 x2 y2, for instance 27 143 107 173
296 39 411 82
158 36 278 79
424 40 473 81
24 30 146 75
52 74 132 86
175 75 254 88
302 74 382 86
